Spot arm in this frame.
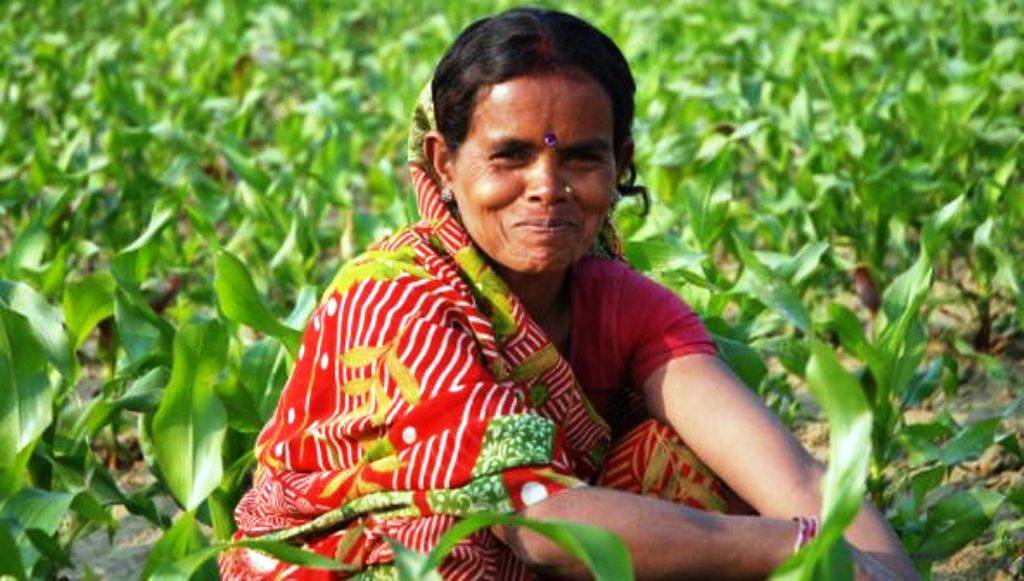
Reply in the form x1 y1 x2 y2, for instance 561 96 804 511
642 353 918 580
497 353 916 579
495 485 799 580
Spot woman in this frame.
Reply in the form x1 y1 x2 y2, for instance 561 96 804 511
223 8 916 579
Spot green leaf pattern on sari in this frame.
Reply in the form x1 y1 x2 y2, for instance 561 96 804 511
472 415 556 479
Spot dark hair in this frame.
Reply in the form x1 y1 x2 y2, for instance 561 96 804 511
431 7 648 210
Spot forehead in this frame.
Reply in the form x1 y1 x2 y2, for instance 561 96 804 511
466 73 614 143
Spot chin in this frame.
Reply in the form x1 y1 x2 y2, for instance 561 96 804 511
509 252 578 275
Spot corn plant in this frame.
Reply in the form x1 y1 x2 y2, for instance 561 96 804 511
0 0 1021 579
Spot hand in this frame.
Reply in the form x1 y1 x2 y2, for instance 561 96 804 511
849 545 903 581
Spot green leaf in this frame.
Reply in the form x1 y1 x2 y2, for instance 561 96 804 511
239 338 289 420
214 250 301 357
390 539 443 581
70 489 117 529
114 286 174 368
233 538 358 572
0 488 75 535
909 466 945 511
877 253 932 353
0 523 26 580
732 236 812 332
285 285 319 330
714 334 768 389
151 320 228 511
687 185 731 251
695 132 730 163
422 513 633 581
913 488 1004 562
0 281 75 379
220 142 271 192
921 194 966 260
777 241 830 285
143 512 211 580
122 196 179 253
3 222 48 278
0 307 55 468
773 341 872 580
118 366 171 413
824 304 879 366
62 271 116 349
25 528 71 568
938 418 1000 466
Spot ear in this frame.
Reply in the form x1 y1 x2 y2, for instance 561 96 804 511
615 137 635 182
423 131 456 186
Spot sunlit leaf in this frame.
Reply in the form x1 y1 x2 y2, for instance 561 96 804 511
121 196 178 254
214 250 302 356
151 320 228 511
62 271 116 349
0 308 54 467
0 281 75 379
773 341 871 580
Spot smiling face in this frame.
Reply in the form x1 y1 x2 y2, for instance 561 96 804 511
428 72 630 278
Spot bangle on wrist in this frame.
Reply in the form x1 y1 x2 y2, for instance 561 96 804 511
791 516 820 553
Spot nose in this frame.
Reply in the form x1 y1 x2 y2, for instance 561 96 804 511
525 154 570 206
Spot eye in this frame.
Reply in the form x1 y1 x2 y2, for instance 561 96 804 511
566 151 607 166
490 148 529 164
493 149 524 159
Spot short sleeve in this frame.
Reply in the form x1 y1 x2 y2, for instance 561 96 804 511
621 271 719 390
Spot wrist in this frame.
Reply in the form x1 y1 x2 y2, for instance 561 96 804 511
791 515 820 552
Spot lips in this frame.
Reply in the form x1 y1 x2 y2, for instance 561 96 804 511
514 218 580 233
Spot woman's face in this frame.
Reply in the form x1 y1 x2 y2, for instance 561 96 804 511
431 72 629 277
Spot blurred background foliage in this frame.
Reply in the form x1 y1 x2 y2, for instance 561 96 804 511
0 0 1021 578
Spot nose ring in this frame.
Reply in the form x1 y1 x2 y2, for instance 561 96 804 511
563 184 574 196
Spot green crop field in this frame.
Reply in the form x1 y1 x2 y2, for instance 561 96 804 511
1 0 1021 578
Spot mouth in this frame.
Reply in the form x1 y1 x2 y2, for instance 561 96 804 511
514 218 580 234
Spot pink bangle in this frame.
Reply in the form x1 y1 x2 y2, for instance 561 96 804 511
791 516 820 553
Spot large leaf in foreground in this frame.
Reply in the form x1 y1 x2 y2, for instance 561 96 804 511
151 320 228 511
0 307 55 468
772 340 872 580
0 281 75 379
400 512 633 581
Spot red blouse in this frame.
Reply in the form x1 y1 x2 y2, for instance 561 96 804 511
567 256 719 437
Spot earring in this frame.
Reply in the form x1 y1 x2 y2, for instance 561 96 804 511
440 186 454 203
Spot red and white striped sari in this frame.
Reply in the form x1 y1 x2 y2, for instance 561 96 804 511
221 87 733 580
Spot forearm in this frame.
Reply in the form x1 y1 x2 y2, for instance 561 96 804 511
494 486 798 580
775 468 918 580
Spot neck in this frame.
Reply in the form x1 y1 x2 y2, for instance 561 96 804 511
494 266 569 327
